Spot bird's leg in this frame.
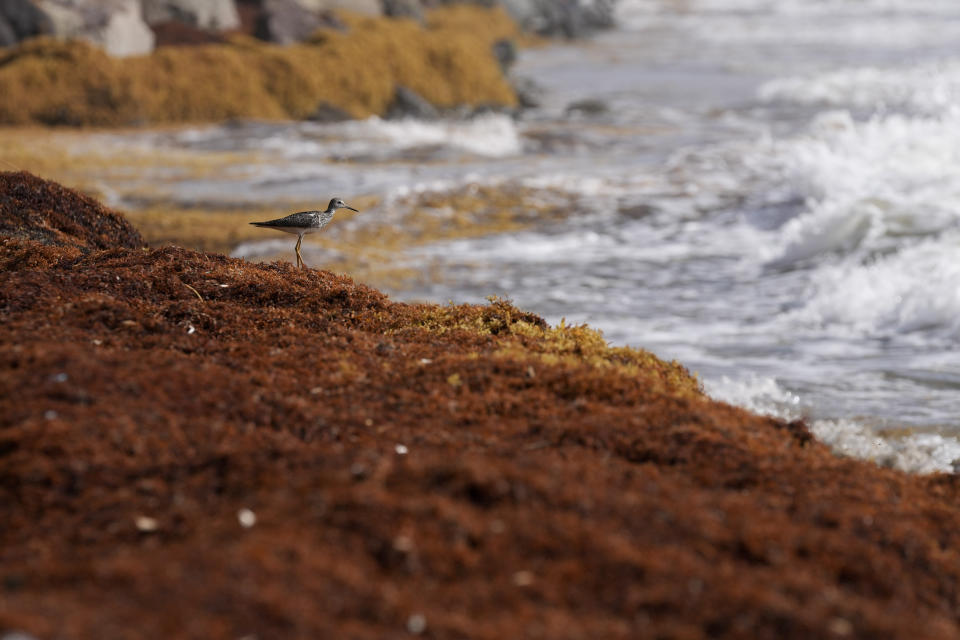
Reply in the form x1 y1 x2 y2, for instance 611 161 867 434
295 235 303 268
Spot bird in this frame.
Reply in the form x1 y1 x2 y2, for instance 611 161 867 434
250 198 358 268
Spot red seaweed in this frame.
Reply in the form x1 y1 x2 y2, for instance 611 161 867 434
2 172 959 639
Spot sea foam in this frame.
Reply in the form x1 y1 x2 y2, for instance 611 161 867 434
343 114 522 158
617 0 960 48
705 375 960 474
760 62 960 116
735 110 960 263
786 234 960 338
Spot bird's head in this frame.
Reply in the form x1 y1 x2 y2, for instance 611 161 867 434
328 198 359 213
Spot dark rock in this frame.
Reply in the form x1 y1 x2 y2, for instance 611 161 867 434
150 19 226 46
575 0 616 32
308 101 353 122
381 0 424 21
141 0 241 31
0 0 52 45
0 16 16 46
386 86 439 120
255 0 320 44
618 202 657 220
491 37 516 72
565 98 609 117
501 0 616 38
233 0 259 35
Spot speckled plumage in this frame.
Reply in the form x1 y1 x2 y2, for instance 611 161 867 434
250 197 358 268
250 209 333 233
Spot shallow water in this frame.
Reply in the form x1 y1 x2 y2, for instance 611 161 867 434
85 0 960 472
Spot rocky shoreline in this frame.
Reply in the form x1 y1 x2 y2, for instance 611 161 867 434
0 4 549 126
5 172 960 638
1 0 616 55
0 1 613 126
0 6 526 126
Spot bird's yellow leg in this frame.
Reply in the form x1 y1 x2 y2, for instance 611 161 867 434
295 235 303 268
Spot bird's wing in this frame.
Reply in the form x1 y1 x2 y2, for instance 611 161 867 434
250 211 319 227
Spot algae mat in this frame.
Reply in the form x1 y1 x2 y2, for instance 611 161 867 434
5 173 960 639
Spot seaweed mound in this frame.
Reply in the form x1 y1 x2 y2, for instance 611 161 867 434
0 6 521 126
4 174 960 639
0 171 144 252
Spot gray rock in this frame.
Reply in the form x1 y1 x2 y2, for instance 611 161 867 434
511 76 544 109
308 101 353 122
0 17 15 46
491 37 516 72
386 86 439 120
141 0 241 31
565 98 609 116
293 0 380 14
618 202 657 220
0 0 52 45
255 0 320 44
35 0 155 56
376 0 617 38
579 0 616 31
381 0 422 21
499 0 616 38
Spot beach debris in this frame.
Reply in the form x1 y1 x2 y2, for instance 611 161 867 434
237 508 257 529
135 516 159 532
512 570 534 587
184 283 203 301
393 535 414 553
405 613 427 635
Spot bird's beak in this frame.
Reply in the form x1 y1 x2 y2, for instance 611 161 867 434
346 206 359 212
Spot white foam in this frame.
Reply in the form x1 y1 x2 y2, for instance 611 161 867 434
312 114 522 158
704 374 803 419
166 114 523 161
812 420 960 474
786 234 960 338
760 62 960 116
364 114 522 157
616 0 960 50
743 111 960 268
697 108 960 338
705 375 960 473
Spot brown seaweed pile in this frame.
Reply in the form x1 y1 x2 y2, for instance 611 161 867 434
0 171 144 253
4 172 960 639
0 7 520 127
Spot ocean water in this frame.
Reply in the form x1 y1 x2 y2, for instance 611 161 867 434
398 1 960 472
100 1 960 472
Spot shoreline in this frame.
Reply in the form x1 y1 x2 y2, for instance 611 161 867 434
0 6 524 127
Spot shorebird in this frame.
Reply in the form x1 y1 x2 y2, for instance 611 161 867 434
250 198 358 268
